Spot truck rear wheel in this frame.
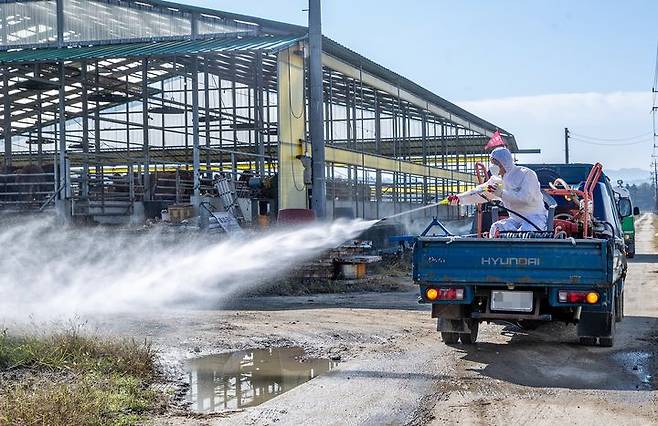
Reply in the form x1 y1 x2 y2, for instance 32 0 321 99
615 286 624 322
441 332 459 344
459 321 479 344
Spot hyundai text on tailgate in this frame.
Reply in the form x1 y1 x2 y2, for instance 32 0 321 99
413 163 628 347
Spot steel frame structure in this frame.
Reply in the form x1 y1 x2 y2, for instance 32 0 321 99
0 0 520 222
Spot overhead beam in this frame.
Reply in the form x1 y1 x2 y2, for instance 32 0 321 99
322 53 496 141
324 146 476 184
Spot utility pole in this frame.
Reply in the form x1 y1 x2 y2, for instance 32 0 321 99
564 127 570 164
308 0 327 219
650 57 658 212
653 156 658 213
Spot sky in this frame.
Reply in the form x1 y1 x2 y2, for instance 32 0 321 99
184 0 657 171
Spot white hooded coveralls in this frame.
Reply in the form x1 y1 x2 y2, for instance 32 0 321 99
458 147 547 236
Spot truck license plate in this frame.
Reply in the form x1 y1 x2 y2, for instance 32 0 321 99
491 291 533 312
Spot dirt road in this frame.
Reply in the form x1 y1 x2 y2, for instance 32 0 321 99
104 214 658 425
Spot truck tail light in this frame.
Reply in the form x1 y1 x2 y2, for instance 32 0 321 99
558 290 599 304
425 287 464 301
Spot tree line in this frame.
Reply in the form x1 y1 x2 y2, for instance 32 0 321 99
625 183 656 212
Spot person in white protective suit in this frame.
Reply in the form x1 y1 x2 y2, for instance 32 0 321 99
447 147 547 237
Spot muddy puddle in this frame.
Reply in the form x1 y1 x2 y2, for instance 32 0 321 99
185 347 339 413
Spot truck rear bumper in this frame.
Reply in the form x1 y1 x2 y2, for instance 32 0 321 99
419 284 610 310
471 311 552 321
431 297 553 321
427 285 613 324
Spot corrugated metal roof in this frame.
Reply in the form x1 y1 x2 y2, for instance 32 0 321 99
0 35 303 64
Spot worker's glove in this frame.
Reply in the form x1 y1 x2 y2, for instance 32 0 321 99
486 183 503 197
447 195 460 205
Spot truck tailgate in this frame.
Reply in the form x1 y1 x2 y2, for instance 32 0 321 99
413 237 609 286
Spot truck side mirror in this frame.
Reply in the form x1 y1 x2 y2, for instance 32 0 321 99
617 198 632 217
633 206 640 216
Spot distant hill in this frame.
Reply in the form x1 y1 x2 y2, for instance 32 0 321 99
605 168 651 185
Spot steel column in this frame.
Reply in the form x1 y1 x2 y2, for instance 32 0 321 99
204 58 211 177
1 12 6 46
94 60 102 205
142 58 151 200
2 68 11 172
58 62 67 198
190 10 200 188
456 126 461 194
351 81 358 213
308 0 326 218
345 79 352 205
191 57 201 198
254 51 265 177
81 61 89 200
56 0 64 47
231 55 238 174
126 72 133 200
441 121 447 198
217 73 223 170
36 64 42 167
375 170 382 219
421 112 428 203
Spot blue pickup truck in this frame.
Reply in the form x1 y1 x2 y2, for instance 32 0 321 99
413 163 628 347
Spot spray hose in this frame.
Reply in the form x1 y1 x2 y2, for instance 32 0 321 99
376 193 543 234
473 192 543 232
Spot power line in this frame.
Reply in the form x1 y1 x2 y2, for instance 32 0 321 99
569 137 652 146
569 131 652 142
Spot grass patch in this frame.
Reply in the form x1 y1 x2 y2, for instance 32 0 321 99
0 325 164 426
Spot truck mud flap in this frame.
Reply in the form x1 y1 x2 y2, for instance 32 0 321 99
438 318 474 333
431 304 465 319
577 310 614 338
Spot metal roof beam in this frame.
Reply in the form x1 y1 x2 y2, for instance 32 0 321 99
322 53 494 139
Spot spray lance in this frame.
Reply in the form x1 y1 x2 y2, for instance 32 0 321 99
437 176 503 205
373 159 542 232
373 177 503 226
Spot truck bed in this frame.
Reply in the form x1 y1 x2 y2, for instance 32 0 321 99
413 237 611 287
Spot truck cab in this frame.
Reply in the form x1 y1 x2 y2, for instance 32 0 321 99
612 182 640 258
413 163 627 347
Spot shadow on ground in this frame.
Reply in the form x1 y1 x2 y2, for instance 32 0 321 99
628 254 658 263
451 316 657 391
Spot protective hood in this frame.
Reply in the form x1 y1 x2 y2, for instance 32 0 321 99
490 147 515 174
